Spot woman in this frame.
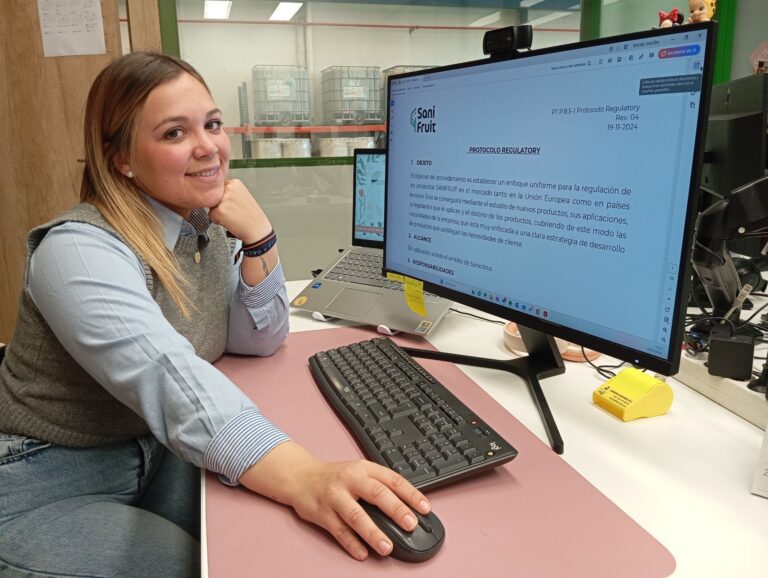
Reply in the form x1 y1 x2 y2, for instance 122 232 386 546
0 52 429 577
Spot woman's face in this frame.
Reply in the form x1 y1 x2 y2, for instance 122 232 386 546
124 72 231 217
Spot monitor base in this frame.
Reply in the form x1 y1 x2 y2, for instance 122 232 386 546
403 325 566 454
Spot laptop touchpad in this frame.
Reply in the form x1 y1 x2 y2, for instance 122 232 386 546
327 289 381 317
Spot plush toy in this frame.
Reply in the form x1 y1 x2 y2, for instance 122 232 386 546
688 0 716 23
658 8 682 27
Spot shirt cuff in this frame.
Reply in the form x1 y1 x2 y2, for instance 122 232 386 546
238 259 286 308
203 408 291 486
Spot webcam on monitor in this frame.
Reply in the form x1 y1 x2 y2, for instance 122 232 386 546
482 24 533 57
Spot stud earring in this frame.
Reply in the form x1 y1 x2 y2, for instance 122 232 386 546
126 170 134 178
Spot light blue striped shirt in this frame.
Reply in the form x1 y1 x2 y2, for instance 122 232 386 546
27 197 291 484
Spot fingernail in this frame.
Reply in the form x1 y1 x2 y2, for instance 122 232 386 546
379 540 392 555
404 513 417 529
419 499 430 512
356 549 368 560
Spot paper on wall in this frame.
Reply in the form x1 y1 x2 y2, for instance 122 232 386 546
37 0 106 58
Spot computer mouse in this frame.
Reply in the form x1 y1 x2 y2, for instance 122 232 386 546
360 500 445 563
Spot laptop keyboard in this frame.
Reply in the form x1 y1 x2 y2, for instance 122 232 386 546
309 337 519 490
324 250 403 290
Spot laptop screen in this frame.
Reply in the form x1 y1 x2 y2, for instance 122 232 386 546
352 149 386 248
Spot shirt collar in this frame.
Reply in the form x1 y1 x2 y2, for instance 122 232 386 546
143 195 211 250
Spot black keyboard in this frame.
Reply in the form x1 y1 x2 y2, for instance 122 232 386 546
309 337 518 490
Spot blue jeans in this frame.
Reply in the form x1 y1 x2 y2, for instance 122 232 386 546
0 433 200 577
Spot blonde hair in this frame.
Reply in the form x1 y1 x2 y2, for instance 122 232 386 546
81 52 210 317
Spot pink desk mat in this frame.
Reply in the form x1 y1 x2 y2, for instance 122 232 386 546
206 326 675 577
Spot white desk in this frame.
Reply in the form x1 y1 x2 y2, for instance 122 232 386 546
204 280 768 578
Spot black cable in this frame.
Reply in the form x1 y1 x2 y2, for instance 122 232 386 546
693 238 726 265
742 321 768 333
690 284 711 316
684 316 738 333
700 184 723 199
686 312 712 321
581 346 630 380
734 231 768 239
683 316 741 356
738 301 768 328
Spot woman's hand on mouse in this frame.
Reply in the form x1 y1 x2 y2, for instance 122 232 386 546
239 441 431 560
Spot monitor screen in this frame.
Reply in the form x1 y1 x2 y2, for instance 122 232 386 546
353 149 386 245
384 23 715 375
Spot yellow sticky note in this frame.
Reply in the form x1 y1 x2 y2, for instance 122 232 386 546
593 367 673 421
386 272 405 283
404 276 427 317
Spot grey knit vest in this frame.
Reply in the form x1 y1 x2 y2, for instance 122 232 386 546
0 203 232 447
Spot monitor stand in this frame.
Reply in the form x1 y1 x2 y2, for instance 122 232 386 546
402 324 566 454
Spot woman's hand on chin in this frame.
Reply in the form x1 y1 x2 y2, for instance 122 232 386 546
208 179 273 243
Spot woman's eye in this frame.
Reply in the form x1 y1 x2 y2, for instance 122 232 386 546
164 128 184 140
207 119 224 131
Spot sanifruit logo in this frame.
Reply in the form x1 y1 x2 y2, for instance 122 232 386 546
410 105 437 133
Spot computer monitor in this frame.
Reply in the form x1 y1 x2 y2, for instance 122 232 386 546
700 73 768 256
353 149 386 246
384 23 716 451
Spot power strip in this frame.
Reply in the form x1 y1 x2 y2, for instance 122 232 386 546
675 354 768 428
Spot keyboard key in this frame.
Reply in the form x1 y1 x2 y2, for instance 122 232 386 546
432 454 469 476
390 402 417 418
367 402 389 423
405 465 438 486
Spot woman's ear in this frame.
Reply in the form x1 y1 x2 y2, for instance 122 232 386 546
113 150 132 178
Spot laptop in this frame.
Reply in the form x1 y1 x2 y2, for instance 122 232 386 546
290 149 452 335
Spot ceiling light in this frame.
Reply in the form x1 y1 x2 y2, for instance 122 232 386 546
204 1 232 20
269 2 303 21
520 0 546 7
